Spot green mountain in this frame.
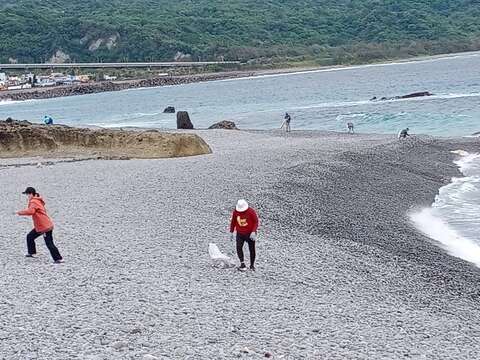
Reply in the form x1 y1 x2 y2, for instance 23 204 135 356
1 0 479 66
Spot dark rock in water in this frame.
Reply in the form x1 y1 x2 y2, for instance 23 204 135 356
400 91 433 99
176 111 194 129
372 91 433 101
208 120 238 130
5 117 13 123
163 106 175 113
472 131 480 136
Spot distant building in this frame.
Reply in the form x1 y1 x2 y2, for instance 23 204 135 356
38 76 56 87
26 73 36 85
7 76 21 86
0 72 6 90
103 74 117 81
76 74 91 83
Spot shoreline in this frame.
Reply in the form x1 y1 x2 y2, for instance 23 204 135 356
1 50 479 103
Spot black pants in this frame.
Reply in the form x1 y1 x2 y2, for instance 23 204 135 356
27 229 62 261
236 233 256 266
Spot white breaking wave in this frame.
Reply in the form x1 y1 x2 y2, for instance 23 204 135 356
0 99 21 106
411 150 480 267
291 99 371 110
411 208 480 267
287 93 480 112
0 98 38 106
94 122 162 128
453 151 480 174
218 51 480 83
335 113 367 120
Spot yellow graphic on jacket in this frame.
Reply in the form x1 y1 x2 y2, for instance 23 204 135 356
237 216 249 227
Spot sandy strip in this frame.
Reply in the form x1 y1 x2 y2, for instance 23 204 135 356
0 130 479 359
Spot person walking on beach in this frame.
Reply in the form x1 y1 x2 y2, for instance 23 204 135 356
281 112 291 133
398 127 410 139
347 122 354 134
15 187 64 263
230 199 259 271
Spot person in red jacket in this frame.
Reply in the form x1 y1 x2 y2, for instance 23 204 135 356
230 199 259 271
16 187 63 263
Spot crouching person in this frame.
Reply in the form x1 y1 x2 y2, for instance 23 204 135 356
16 187 64 263
230 199 259 271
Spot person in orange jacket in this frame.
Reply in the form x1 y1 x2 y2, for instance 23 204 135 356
16 187 63 263
230 199 259 271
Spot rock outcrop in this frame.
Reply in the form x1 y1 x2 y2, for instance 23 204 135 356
163 106 175 113
208 120 238 130
370 91 433 101
176 111 194 129
0 119 211 158
49 50 71 64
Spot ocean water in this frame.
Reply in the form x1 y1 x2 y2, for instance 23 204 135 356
1 52 480 266
411 152 480 267
1 52 480 136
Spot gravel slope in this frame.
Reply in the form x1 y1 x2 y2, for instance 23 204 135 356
0 130 479 359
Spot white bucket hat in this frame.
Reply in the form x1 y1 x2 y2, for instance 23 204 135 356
236 199 249 212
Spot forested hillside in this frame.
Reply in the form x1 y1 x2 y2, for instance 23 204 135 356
1 0 479 65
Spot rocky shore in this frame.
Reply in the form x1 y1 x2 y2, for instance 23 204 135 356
0 119 211 158
0 71 254 102
1 130 479 359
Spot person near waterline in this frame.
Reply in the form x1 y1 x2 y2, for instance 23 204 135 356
43 115 54 125
230 199 259 271
15 187 64 263
347 122 354 134
281 112 291 133
398 127 410 139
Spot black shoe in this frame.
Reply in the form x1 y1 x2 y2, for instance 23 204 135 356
250 265 255 271
25 254 35 258
238 263 247 272
54 259 65 264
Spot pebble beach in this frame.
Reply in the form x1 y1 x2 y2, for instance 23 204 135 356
1 129 480 359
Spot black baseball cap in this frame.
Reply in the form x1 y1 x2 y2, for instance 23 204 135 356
22 187 36 195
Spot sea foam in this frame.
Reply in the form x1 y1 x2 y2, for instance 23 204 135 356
411 208 480 266
411 150 480 267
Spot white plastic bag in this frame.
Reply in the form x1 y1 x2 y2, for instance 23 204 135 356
209 243 236 268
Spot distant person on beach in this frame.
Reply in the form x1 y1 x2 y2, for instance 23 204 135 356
347 122 354 134
398 128 410 139
43 115 54 125
15 187 63 263
230 199 259 271
281 112 291 133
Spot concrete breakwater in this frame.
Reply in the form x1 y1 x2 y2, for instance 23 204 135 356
0 71 254 102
